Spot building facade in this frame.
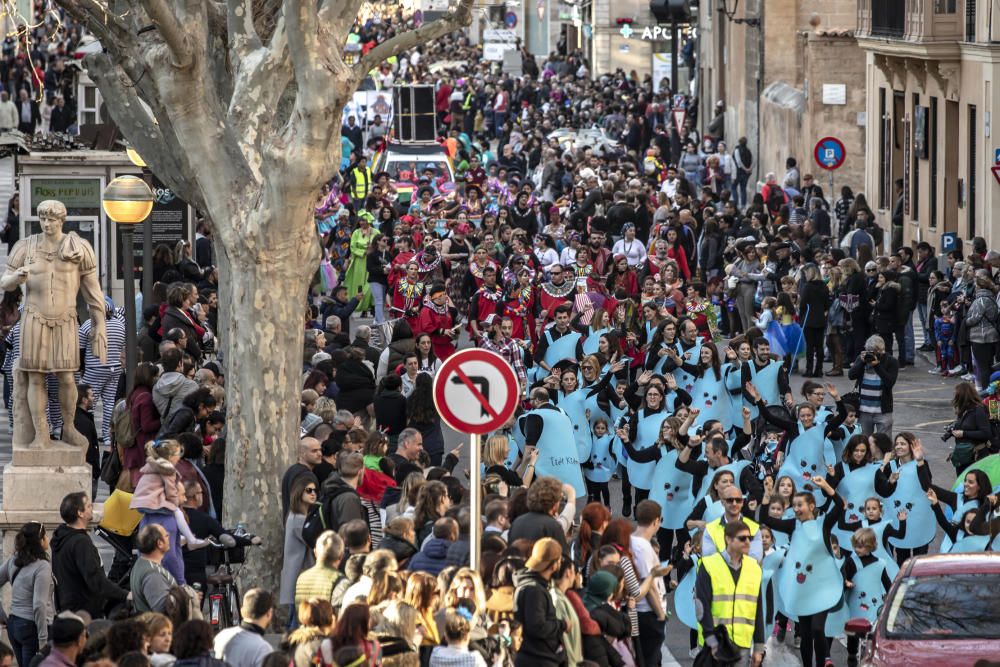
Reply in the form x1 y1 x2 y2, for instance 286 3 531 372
857 0 1000 251
698 0 866 194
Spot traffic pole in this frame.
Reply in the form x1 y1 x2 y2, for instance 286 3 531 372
470 432 481 570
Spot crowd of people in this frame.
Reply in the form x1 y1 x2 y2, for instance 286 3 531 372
2 7 1000 667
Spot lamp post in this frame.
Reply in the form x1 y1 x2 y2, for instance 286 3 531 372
103 175 154 394
125 147 155 304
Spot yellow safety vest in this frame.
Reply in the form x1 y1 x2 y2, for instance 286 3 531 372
350 166 372 199
697 552 762 649
706 516 759 554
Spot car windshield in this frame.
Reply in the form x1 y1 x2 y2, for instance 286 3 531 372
386 160 449 182
884 574 1000 639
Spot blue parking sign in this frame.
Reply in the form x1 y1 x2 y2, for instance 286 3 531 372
941 232 958 253
814 137 846 170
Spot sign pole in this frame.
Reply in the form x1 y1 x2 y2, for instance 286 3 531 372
470 432 481 570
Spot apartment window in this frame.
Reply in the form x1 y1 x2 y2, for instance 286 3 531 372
930 97 938 229
966 0 977 40
879 88 890 209
934 0 956 12
77 81 102 127
969 104 977 238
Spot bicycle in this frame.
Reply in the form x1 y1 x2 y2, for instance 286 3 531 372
204 528 260 629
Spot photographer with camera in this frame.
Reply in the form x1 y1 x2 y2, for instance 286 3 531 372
944 382 994 474
848 335 899 436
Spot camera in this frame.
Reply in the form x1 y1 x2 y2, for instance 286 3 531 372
862 351 877 364
942 423 956 442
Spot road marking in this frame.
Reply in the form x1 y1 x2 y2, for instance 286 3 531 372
913 418 953 428
660 643 682 666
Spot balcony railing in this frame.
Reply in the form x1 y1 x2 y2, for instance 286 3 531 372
871 0 906 37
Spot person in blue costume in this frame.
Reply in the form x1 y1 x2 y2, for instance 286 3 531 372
616 410 697 560
837 497 907 565
825 434 894 549
582 417 616 504
760 475 844 667
741 337 794 421
579 307 613 356
676 408 758 500
970 493 1000 538
644 317 678 375
676 342 733 432
878 433 934 564
533 303 584 375
926 467 991 528
840 527 899 665
723 338 754 428
640 303 669 348
550 364 593 465
663 319 704 395
927 489 995 553
519 386 586 498
824 400 861 463
684 467 736 533
747 381 847 505
616 372 692 515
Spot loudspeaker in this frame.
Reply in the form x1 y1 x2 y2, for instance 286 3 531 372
393 86 437 142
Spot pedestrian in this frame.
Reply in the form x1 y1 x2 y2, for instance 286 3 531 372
848 335 898 436
512 538 567 667
0 522 53 667
213 589 275 667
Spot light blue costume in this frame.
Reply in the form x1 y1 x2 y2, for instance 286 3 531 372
672 340 703 394
826 422 862 464
776 520 843 617
831 463 881 551
648 448 696 528
626 409 668 490
542 328 582 369
697 460 753 499
558 389 594 464
675 555 699 630
861 519 895 564
761 546 788 635
690 367 730 432
521 405 586 497
776 422 829 505
846 554 899 624
744 359 783 420
886 460 935 550
584 433 616 484
582 327 611 356
723 364 746 428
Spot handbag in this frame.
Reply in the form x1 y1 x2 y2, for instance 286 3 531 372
692 625 743 666
99 444 124 489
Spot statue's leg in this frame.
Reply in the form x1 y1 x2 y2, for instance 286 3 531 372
58 372 86 448
12 367 33 445
26 372 52 448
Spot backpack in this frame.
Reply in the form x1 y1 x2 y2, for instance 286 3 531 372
112 398 136 449
301 501 329 549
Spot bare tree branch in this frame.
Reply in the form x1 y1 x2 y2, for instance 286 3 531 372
356 0 474 75
284 0 322 100
139 0 194 68
60 0 134 48
321 0 364 43
227 0 262 63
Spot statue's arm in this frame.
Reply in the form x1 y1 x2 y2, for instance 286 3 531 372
0 241 27 292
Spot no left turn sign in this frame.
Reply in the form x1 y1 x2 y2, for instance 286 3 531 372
433 349 520 435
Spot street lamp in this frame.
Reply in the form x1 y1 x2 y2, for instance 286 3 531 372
103 175 154 394
125 146 155 303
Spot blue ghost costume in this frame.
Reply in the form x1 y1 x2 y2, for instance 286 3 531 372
518 404 586 497
829 462 881 552
743 358 784 420
885 460 935 551
584 432 617 484
845 554 898 624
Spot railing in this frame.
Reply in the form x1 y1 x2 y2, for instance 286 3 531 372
871 0 906 37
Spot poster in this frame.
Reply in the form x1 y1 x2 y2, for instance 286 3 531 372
652 53 672 93
116 175 191 281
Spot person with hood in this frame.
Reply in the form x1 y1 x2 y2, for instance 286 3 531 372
963 275 1000 390
152 347 197 421
51 492 128 618
512 537 568 667
406 517 457 576
318 452 368 533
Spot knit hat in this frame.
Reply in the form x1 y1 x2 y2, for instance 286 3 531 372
525 537 562 572
582 570 617 610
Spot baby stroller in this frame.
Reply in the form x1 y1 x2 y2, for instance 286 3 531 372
96 488 143 586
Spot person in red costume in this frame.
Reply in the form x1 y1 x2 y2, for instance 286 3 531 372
537 264 576 325
392 260 425 330
415 282 460 360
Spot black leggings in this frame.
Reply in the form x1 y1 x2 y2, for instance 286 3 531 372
656 527 688 563
586 479 610 505
798 610 829 667
804 326 825 373
894 544 929 566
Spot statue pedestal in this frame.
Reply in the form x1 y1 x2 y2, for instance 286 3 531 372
0 445 92 558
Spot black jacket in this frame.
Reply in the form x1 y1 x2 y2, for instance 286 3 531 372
847 353 899 414
872 282 902 332
512 569 567 667
50 524 128 616
798 279 830 329
319 473 366 532
508 511 568 552
161 306 203 360
334 358 375 414
373 389 408 436
75 407 100 476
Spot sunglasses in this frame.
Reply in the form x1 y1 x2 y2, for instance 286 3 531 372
305 488 317 494
732 535 752 542
724 498 745 504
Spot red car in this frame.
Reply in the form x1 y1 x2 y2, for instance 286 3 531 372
845 552 1000 666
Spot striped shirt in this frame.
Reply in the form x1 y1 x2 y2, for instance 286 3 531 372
859 367 883 414
3 320 19 374
79 307 127 369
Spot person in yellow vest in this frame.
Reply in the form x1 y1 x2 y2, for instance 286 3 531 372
695 520 765 667
348 154 372 212
702 484 764 562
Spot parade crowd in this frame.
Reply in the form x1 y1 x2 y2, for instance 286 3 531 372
2 8 1000 667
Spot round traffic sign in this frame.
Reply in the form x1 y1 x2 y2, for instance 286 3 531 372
504 11 518 28
433 349 520 435
814 136 846 171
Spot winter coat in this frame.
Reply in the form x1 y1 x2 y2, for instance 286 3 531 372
964 288 1000 344
335 358 376 414
378 338 416 378
798 279 830 329
161 306 203 360
50 524 128 616
379 533 418 566
512 568 567 667
127 387 161 473
130 457 182 512
374 389 408 436
318 473 366 532
157 405 197 439
897 267 918 312
152 372 197 421
872 281 902 333
406 537 453 576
